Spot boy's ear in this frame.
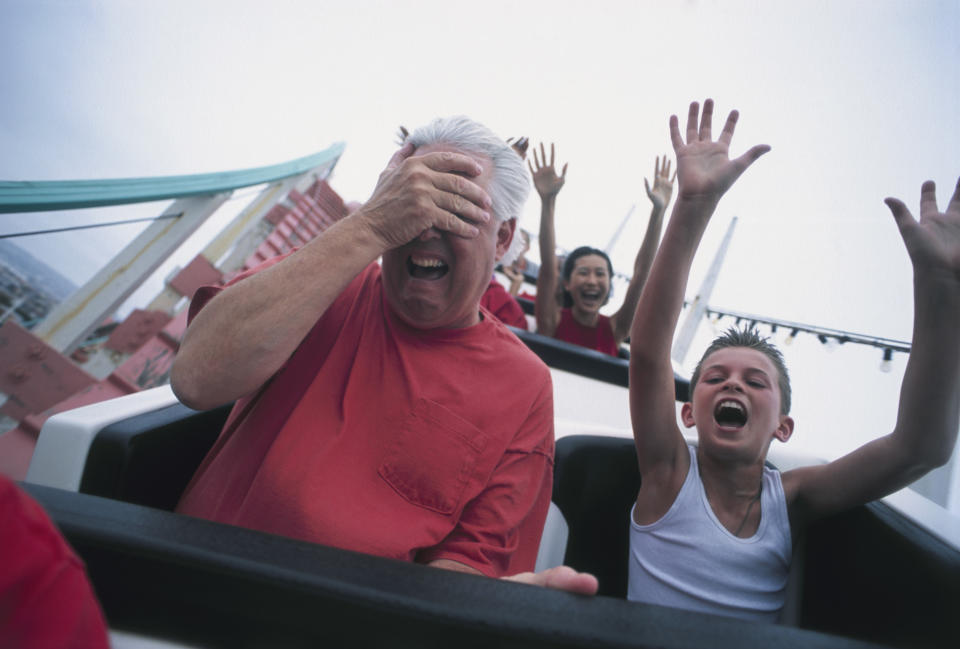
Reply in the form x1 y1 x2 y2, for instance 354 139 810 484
680 402 696 428
773 415 794 443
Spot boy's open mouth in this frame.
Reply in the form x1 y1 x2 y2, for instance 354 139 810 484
714 400 748 428
407 255 449 280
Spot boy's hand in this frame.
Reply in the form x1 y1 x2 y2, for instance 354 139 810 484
644 155 676 211
670 99 770 205
529 142 568 199
885 178 960 282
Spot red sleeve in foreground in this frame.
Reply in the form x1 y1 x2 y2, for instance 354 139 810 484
0 477 110 649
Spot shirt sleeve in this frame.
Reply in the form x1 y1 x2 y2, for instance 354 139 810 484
0 478 110 649
417 379 555 577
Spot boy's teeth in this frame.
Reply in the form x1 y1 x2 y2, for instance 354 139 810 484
719 400 744 412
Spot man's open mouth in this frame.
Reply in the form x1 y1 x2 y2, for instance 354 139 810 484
407 254 449 280
714 400 748 428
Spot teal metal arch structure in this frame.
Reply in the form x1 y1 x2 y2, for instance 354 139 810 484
0 143 345 213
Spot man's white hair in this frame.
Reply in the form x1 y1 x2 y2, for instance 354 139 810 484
408 116 530 265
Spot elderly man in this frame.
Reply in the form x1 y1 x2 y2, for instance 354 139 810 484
171 117 595 593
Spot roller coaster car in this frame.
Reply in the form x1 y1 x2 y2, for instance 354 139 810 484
21 330 960 649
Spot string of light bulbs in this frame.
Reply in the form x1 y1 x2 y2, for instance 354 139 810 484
694 304 910 373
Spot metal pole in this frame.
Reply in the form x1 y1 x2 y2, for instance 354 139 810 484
604 204 635 255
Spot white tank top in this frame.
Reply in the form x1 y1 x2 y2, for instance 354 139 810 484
628 444 792 622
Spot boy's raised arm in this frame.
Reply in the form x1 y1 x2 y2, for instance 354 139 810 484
630 100 770 481
786 178 960 522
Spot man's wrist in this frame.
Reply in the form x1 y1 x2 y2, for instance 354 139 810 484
324 212 391 262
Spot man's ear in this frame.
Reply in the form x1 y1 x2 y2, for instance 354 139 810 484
773 416 794 443
495 218 517 260
680 402 696 428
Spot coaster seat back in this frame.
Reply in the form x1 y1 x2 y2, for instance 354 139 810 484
552 434 640 598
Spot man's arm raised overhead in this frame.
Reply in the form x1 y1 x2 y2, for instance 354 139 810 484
171 143 493 411
630 100 770 523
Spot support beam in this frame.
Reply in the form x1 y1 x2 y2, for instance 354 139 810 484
31 193 230 354
604 205 635 255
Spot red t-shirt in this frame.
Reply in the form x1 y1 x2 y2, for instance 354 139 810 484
0 477 110 649
177 258 554 577
553 308 619 357
480 277 528 330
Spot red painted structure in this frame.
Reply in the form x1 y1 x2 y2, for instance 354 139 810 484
0 179 349 479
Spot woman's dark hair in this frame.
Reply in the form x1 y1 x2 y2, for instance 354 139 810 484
561 246 614 307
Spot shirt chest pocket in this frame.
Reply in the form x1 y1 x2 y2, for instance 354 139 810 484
378 398 490 515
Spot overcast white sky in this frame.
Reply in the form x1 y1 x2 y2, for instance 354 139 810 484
2 1 959 497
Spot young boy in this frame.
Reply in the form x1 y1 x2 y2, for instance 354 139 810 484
628 98 960 621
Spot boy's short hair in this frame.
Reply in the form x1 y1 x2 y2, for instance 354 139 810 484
690 326 792 415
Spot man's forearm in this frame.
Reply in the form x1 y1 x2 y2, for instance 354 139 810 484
171 216 384 410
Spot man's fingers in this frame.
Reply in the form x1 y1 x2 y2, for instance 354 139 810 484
685 101 700 144
718 109 739 146
549 142 556 166
432 189 491 226
699 98 714 141
502 566 599 596
919 180 938 218
419 150 484 177
644 177 651 195
560 162 568 180
385 141 416 173
436 210 481 239
375 142 416 190
432 172 492 211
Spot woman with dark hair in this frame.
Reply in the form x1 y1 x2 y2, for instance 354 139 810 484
530 143 674 356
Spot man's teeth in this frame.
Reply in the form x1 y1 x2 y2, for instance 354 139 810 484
411 256 445 268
